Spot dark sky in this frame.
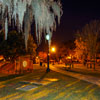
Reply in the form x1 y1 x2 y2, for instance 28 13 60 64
52 0 100 43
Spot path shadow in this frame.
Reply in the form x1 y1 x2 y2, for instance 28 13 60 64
0 74 24 82
38 72 48 82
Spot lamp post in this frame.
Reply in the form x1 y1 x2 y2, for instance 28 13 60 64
46 34 50 72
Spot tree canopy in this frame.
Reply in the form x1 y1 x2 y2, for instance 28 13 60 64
0 30 37 61
75 20 100 61
0 0 62 47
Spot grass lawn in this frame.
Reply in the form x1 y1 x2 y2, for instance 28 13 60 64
0 66 100 100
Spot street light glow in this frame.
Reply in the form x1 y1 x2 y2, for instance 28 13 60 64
66 56 71 59
51 47 56 52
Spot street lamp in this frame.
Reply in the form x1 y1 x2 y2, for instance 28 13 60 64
51 47 56 53
46 34 50 72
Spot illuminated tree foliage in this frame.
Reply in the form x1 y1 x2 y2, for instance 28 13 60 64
75 20 100 62
27 34 37 57
74 37 87 60
0 0 62 47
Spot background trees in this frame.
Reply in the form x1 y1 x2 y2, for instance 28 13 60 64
0 30 37 61
56 40 75 62
27 34 37 60
75 20 100 64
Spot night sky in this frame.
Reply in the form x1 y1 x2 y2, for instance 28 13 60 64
52 0 100 43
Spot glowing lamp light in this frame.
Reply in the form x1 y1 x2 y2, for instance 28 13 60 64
23 61 27 67
67 56 71 59
51 47 56 52
46 34 50 40
36 56 38 59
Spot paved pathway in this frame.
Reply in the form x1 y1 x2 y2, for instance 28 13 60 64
50 65 100 86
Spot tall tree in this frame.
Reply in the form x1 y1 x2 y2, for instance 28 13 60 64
27 34 37 57
75 20 100 67
74 37 87 61
0 30 37 62
0 30 26 61
0 0 62 47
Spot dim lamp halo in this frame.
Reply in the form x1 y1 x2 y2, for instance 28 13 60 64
46 34 50 41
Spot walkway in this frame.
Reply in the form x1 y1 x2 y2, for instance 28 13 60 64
50 65 100 86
